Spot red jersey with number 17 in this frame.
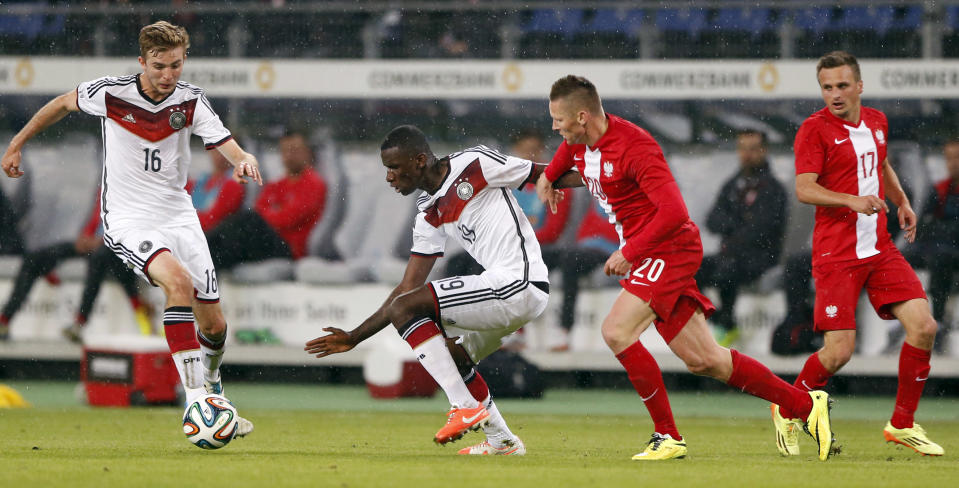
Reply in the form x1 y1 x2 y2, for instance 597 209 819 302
794 106 895 267
543 114 700 263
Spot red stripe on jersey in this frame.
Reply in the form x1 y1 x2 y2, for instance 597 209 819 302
424 158 488 227
105 93 196 142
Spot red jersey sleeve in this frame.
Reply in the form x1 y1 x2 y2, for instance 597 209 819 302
794 119 826 175
197 179 245 231
544 141 576 182
620 149 689 262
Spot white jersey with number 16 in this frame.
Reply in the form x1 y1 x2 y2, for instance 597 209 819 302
76 75 232 230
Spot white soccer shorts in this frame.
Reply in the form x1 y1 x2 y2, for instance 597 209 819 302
104 221 220 302
430 268 549 363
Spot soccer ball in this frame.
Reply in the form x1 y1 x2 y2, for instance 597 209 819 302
182 393 238 449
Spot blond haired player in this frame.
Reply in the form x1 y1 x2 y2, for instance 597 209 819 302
2 21 261 436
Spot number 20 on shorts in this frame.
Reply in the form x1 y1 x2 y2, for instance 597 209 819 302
631 258 665 283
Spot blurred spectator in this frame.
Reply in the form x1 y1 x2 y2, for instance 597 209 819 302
696 129 787 346
0 191 147 342
63 196 152 342
541 200 619 351
0 185 25 256
905 138 959 350
207 131 326 270
189 143 247 231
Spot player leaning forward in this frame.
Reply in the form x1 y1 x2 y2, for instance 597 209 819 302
1 21 261 434
537 75 836 461
306 125 546 455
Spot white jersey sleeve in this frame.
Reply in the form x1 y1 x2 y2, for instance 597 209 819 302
76 76 124 117
191 92 232 148
455 145 534 190
411 211 447 256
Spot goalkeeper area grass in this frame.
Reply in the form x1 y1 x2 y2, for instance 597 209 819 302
1 381 956 488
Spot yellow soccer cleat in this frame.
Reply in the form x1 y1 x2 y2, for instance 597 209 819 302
631 433 687 461
457 437 526 455
771 404 801 456
883 422 944 456
803 390 836 461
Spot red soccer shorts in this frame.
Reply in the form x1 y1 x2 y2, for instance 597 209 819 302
812 249 926 332
620 243 715 344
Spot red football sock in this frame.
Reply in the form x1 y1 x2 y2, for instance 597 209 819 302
779 352 833 418
616 341 681 440
465 369 491 406
890 342 931 429
727 349 813 419
163 306 200 354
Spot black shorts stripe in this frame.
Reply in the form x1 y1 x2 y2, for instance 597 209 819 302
103 234 147 267
439 281 532 309
436 279 523 302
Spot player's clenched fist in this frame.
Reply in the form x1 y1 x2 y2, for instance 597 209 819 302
1 148 25 178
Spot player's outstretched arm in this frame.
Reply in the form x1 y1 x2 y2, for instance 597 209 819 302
2 90 79 178
535 172 567 214
796 172 888 216
304 255 437 358
881 158 917 242
216 139 263 186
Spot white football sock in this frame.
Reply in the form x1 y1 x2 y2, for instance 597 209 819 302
413 335 478 408
481 396 516 446
197 330 225 384
171 349 205 392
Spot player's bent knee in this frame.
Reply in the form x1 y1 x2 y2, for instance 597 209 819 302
600 320 631 351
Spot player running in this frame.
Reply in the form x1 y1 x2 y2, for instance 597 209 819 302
536 75 835 461
772 51 942 457
1 21 260 436
305 125 546 455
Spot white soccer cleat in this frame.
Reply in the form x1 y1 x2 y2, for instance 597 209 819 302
234 415 254 438
457 437 526 455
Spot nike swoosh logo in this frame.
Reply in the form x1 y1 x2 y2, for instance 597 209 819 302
573 155 583 160
834 138 849 144
916 376 928 382
640 388 658 402
801 380 812 390
461 411 485 424
629 280 650 286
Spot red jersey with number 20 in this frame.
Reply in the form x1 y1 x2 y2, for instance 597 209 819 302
794 106 895 267
543 114 700 263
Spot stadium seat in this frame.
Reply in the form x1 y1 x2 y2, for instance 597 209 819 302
575 8 644 58
519 8 585 58
654 7 708 58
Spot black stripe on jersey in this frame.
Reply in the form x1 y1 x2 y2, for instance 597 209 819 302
411 251 444 258
86 75 137 97
448 145 507 165
500 187 530 282
99 119 110 230
199 93 217 115
204 135 233 150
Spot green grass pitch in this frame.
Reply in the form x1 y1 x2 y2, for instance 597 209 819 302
1 381 956 488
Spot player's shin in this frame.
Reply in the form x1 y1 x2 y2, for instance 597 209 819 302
197 325 226 387
727 349 813 417
465 369 515 446
399 317 478 408
163 306 204 399
616 341 681 440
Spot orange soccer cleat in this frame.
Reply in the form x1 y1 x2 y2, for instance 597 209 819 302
434 405 490 445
